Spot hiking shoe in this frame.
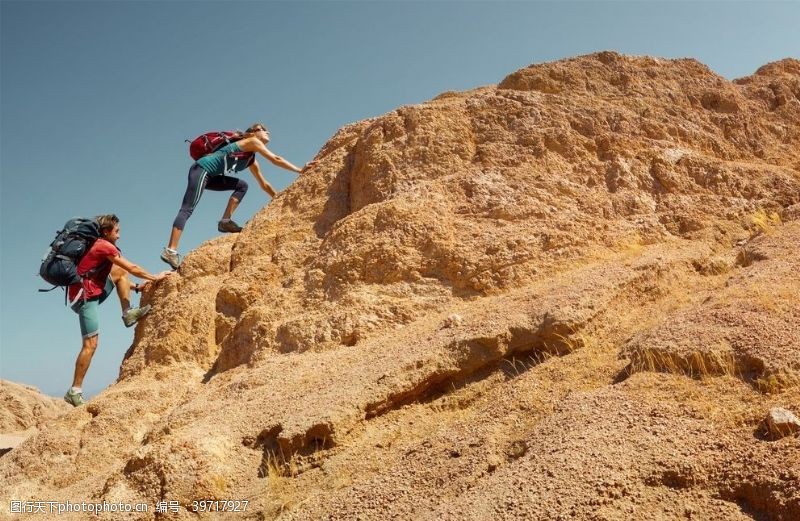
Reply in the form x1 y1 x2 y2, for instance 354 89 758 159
218 219 243 233
64 389 86 407
122 304 151 328
160 247 182 269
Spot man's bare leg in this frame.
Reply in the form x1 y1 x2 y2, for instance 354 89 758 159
111 264 152 326
110 264 131 313
71 334 98 388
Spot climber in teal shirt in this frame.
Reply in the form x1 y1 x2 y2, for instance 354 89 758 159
161 123 318 269
196 142 252 176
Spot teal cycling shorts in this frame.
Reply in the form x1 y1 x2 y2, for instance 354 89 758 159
71 278 114 338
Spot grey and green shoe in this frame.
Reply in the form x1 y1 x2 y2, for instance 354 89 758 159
160 247 182 269
64 389 86 407
122 304 151 328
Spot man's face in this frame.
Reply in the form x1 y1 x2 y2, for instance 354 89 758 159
104 223 120 243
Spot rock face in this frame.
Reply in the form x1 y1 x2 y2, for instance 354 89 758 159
0 381 69 456
2 52 799 520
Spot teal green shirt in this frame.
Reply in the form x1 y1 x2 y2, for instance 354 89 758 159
195 143 251 176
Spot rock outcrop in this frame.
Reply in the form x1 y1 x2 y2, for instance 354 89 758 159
2 52 799 520
766 407 800 439
0 381 69 457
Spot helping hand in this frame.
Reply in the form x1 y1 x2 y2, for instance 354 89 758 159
138 271 173 291
300 160 319 174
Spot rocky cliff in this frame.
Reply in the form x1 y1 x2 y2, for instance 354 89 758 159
0 381 69 457
2 52 799 520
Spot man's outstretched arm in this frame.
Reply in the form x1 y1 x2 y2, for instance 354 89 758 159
110 255 170 282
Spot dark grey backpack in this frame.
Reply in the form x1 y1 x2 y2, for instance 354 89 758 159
39 217 101 289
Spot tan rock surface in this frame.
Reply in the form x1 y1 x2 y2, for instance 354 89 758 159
0 380 69 456
766 407 800 439
2 52 799 520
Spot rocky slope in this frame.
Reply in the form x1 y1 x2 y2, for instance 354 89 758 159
0 381 69 456
2 52 799 520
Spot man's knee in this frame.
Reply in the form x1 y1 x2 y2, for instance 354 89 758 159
82 334 99 352
110 264 127 282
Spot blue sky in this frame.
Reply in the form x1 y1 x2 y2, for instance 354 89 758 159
1 1 798 398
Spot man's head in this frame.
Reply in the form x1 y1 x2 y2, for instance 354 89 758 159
246 122 270 144
96 214 120 243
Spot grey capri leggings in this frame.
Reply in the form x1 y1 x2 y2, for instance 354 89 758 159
172 164 248 230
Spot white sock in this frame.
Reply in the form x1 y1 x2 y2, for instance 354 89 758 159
165 247 177 253
70 386 82 394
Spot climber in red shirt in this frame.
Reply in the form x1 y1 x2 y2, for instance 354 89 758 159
64 214 172 407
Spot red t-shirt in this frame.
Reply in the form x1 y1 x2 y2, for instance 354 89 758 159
67 238 120 301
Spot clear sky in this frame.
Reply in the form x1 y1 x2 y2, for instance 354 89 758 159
1 1 798 399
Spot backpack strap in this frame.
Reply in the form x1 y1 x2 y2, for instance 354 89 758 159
68 287 84 308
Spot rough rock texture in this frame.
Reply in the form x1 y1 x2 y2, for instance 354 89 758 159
2 52 800 520
623 221 800 391
766 408 800 439
0 381 69 456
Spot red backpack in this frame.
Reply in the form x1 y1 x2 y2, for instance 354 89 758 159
187 131 255 166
